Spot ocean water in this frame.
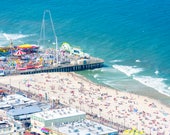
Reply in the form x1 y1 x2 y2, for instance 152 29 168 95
0 0 170 105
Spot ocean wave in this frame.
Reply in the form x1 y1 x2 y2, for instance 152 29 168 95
93 74 99 79
93 72 115 81
133 76 170 97
135 59 141 63
0 40 9 46
3 33 30 41
100 67 117 73
110 59 123 63
103 80 115 87
0 33 10 46
154 70 159 75
92 68 102 71
112 64 143 76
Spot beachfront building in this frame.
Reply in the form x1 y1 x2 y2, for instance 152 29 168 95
30 107 86 134
1 94 52 122
0 120 24 135
2 94 41 121
7 105 42 121
57 119 118 135
30 107 118 135
1 94 37 110
0 110 25 135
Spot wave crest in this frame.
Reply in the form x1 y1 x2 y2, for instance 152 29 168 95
133 76 170 97
112 64 143 76
3 33 29 40
110 59 123 63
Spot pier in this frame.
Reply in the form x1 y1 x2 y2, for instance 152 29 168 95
0 10 104 76
15 57 104 75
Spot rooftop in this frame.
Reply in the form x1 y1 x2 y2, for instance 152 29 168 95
56 119 118 135
32 107 86 120
7 105 42 116
1 94 37 108
0 121 12 129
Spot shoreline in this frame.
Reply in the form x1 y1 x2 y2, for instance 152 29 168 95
77 71 170 107
0 72 170 134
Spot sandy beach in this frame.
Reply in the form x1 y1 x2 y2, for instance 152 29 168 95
1 72 170 135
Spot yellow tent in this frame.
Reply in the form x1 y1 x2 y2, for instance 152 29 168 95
17 44 33 49
17 44 39 49
123 128 145 135
0 46 11 52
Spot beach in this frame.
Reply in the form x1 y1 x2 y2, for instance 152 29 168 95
1 72 170 135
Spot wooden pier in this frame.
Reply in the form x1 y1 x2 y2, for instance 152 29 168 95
16 57 104 75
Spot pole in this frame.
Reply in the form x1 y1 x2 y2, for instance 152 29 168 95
19 82 20 91
9 78 11 89
10 39 13 57
124 117 125 130
56 36 59 64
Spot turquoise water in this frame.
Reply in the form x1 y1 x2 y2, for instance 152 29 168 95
0 0 170 105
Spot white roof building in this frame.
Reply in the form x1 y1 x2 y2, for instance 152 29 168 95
1 94 37 109
31 107 86 133
30 108 118 135
0 120 24 135
57 120 118 135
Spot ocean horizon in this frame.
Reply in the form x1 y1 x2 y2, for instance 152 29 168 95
0 0 170 106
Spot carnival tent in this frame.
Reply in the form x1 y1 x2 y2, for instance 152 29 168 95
123 128 145 135
17 44 39 49
41 127 50 134
13 50 26 56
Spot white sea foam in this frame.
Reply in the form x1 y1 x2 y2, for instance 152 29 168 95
92 68 102 72
0 32 33 46
0 41 9 46
3 33 29 40
155 70 159 75
0 33 10 46
110 59 123 63
103 80 115 87
100 67 117 73
135 59 141 63
112 64 143 76
133 76 170 97
93 74 99 79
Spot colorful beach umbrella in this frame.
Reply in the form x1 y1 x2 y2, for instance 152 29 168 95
0 89 6 93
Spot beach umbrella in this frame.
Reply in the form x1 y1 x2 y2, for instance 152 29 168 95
13 50 26 56
0 89 6 94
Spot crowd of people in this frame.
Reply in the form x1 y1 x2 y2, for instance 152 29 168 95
1 72 170 134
